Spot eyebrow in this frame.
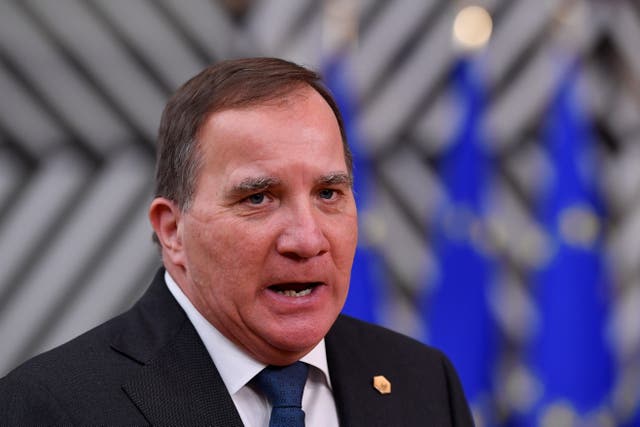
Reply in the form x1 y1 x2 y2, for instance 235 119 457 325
227 172 353 199
318 172 353 187
228 176 281 198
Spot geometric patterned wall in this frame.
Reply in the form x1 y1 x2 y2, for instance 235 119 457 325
1 0 639 424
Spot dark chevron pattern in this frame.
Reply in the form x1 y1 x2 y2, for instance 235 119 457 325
1 0 639 424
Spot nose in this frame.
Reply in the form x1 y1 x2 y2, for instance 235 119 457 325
276 202 330 260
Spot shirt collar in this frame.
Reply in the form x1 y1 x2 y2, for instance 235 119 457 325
164 271 332 394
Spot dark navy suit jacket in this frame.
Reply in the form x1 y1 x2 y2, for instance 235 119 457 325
0 269 474 426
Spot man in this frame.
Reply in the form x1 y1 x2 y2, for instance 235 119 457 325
0 58 473 426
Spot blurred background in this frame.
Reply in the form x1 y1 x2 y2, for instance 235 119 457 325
0 0 639 425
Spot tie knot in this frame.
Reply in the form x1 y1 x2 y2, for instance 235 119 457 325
255 362 309 408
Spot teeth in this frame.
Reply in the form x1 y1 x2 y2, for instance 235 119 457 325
276 288 313 297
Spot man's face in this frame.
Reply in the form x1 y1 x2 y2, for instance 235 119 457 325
175 87 357 364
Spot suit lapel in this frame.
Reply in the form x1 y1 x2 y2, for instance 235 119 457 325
122 324 243 427
112 270 243 427
326 316 398 427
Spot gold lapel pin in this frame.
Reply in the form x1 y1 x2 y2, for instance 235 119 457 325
373 375 391 395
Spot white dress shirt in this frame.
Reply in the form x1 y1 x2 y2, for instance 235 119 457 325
165 272 340 427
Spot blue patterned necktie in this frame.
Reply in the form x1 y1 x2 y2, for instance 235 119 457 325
254 362 309 427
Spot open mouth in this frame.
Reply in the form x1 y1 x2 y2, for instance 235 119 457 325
268 282 322 297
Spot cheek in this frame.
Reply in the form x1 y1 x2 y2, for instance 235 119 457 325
185 219 272 285
329 216 358 269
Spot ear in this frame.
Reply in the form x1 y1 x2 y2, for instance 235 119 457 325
149 197 185 267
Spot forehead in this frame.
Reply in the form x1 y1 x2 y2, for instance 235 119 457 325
206 85 322 122
196 87 347 181
197 83 327 134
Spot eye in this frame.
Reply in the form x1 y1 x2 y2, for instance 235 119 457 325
318 189 337 200
246 193 266 205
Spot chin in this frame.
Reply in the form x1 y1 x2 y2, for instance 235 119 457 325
269 317 333 353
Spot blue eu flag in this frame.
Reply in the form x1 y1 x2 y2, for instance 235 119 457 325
422 57 498 421
324 54 386 324
523 61 615 425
